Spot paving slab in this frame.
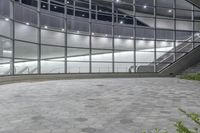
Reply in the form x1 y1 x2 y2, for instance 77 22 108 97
0 78 199 133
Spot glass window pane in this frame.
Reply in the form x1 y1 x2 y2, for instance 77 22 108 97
41 60 64 73
14 4 38 26
15 22 38 43
92 62 112 73
67 34 89 48
0 58 11 75
67 62 89 73
92 36 112 49
0 0 10 17
14 59 38 74
67 48 89 61
114 50 134 62
92 22 112 36
156 19 174 30
40 13 64 30
0 37 12 58
92 50 112 62
15 41 38 59
0 18 12 37
176 21 193 31
41 45 64 59
115 63 134 73
67 17 89 34
115 38 134 50
41 29 65 46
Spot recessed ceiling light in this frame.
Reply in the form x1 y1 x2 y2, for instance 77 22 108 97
26 22 30 25
143 5 147 9
120 21 123 24
42 5 46 8
118 35 121 38
44 26 48 29
82 14 85 17
54 6 57 9
99 9 102 12
105 34 108 37
67 1 69 4
61 28 65 32
116 0 120 2
5 18 9 21
168 9 172 13
92 32 94 35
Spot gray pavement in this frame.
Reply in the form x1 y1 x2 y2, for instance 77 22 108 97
0 78 199 133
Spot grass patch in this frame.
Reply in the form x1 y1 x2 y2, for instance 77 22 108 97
181 73 200 81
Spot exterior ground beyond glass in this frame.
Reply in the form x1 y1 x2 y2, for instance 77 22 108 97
0 0 200 75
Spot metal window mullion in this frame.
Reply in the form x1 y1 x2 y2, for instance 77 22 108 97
73 0 75 16
112 0 115 73
38 0 41 74
133 0 136 73
154 0 157 72
96 5 98 20
174 0 177 61
64 0 68 73
192 5 195 49
89 0 92 73
11 0 15 75
48 0 51 11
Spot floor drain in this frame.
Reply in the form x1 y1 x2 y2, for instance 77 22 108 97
96 84 104 87
82 127 96 133
120 119 133 124
75 117 88 122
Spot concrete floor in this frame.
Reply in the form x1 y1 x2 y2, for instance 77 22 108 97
0 78 199 133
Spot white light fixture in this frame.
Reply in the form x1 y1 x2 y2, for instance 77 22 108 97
82 14 85 17
168 9 172 13
105 34 108 37
67 1 69 4
42 5 46 8
118 35 121 38
92 32 94 35
5 18 9 21
143 5 147 9
26 22 30 25
116 0 120 2
54 6 57 9
99 9 102 12
120 21 123 24
61 28 65 32
131 37 133 39
44 26 48 29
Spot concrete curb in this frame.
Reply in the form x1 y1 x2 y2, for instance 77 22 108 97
0 73 174 85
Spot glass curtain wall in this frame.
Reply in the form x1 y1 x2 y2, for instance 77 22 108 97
0 0 200 75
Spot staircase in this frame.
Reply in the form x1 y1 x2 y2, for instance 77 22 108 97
136 33 200 73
